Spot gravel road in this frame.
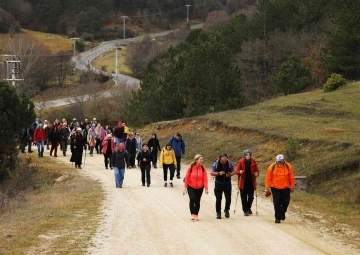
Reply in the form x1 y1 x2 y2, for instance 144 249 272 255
51 150 358 255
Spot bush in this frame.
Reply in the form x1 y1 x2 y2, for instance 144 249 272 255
76 39 86 52
283 138 301 161
323 73 347 92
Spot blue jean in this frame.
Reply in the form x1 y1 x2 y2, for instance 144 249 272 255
36 141 44 156
114 167 125 187
115 137 123 147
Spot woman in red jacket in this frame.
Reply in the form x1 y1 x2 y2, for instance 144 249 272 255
102 134 116 169
183 154 209 221
235 149 259 216
33 124 46 157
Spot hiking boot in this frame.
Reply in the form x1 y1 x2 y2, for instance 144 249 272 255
217 213 222 219
275 219 281 223
176 175 181 179
224 210 230 218
78 166 82 169
164 183 167 187
142 183 145 186
105 166 108 169
244 212 249 216
169 182 173 187
281 213 286 221
248 209 253 215
147 184 150 187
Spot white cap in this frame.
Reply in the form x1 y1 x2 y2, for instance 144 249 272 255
276 154 285 162
77 127 82 132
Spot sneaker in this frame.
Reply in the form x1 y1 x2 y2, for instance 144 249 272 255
275 219 281 223
142 183 145 186
164 183 167 187
248 209 253 215
224 210 230 218
147 184 150 187
216 213 221 219
78 166 82 169
169 182 173 187
176 175 181 179
244 212 249 216
105 167 108 169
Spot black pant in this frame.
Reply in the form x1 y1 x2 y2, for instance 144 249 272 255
140 164 151 185
128 153 135 167
214 182 232 213
187 186 204 215
21 139 32 152
95 139 101 153
73 148 83 167
240 188 254 213
61 138 68 155
163 164 175 181
104 153 112 168
271 187 291 220
176 156 181 177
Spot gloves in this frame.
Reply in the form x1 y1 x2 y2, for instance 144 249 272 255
265 190 271 197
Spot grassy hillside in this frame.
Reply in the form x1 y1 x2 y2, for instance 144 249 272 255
138 82 360 245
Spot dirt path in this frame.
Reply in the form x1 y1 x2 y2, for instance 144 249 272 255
51 150 357 255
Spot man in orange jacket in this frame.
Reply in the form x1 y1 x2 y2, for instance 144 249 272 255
265 154 295 223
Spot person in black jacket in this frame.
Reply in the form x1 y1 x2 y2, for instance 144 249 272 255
125 132 137 168
49 125 60 157
111 143 128 188
148 133 161 168
20 127 34 153
60 123 70 156
136 144 152 187
70 128 85 169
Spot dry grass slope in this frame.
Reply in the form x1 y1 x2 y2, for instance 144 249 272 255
0 154 104 254
92 47 132 75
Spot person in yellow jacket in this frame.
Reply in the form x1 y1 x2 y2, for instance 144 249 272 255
265 154 295 223
159 144 177 187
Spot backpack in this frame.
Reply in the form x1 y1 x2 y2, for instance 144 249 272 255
271 162 290 172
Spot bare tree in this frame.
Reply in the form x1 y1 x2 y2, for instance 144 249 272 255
203 10 231 30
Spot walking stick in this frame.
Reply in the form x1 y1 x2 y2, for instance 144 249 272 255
234 174 241 214
255 177 258 216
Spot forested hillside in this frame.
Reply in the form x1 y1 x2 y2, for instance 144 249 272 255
127 0 360 126
0 0 249 39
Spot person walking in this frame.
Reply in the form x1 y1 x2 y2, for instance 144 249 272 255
169 133 185 179
135 132 142 166
70 128 86 169
49 125 60 157
125 132 137 168
183 154 209 221
59 123 70 156
137 144 152 187
159 144 177 187
102 134 116 169
87 124 96 156
265 154 295 223
148 133 161 168
95 123 102 154
45 122 52 150
111 143 128 188
20 126 33 153
33 124 46 157
235 149 260 216
113 121 124 146
211 154 235 219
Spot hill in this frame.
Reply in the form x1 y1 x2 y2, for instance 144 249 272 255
138 82 360 241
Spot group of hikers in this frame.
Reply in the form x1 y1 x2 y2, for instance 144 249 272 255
22 117 295 224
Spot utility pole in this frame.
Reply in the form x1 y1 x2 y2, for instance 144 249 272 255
121 16 128 39
185 4 192 24
2 55 24 87
70 38 80 72
114 47 122 76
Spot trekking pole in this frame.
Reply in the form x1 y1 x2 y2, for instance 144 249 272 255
255 177 258 216
234 174 241 214
84 147 86 166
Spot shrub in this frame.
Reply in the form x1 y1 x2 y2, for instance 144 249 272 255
323 73 347 92
76 39 86 52
283 138 301 161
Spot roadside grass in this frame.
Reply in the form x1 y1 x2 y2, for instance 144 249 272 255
0 154 104 254
92 47 132 76
139 82 360 250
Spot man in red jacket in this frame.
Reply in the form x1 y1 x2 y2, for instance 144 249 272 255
33 123 46 157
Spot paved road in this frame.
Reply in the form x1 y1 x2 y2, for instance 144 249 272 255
34 24 203 109
38 149 359 255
